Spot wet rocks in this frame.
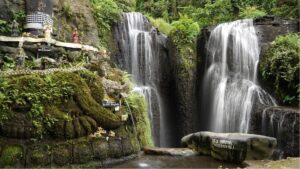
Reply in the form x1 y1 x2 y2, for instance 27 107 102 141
250 106 300 158
181 132 277 163
143 147 195 156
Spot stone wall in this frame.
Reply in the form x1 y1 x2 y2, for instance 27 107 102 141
0 136 139 168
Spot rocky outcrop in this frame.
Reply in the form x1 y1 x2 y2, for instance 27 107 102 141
0 0 100 47
167 39 197 143
112 13 178 147
250 106 300 158
182 132 277 163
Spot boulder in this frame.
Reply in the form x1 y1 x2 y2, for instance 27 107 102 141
181 132 277 163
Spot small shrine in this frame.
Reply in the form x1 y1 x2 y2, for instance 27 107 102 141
24 0 53 36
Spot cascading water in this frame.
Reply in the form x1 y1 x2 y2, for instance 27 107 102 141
203 19 276 133
117 12 168 146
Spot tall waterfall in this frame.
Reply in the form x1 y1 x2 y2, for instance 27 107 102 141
203 20 276 133
116 12 169 146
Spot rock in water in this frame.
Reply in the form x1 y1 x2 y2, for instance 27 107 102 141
181 132 277 163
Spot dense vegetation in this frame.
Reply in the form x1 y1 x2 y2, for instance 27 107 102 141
260 33 300 106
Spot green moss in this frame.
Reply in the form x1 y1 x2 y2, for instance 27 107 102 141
73 118 86 137
0 145 24 167
126 92 153 148
76 70 104 104
65 120 76 139
0 70 122 139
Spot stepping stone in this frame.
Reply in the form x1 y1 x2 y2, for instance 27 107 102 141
181 132 277 163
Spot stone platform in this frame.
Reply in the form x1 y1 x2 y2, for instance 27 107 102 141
0 36 98 52
181 132 277 163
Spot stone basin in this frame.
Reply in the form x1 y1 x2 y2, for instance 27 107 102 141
181 131 277 163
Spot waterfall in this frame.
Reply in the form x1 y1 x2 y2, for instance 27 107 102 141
117 12 168 146
203 19 276 133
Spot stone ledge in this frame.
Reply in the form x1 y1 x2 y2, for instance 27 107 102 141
0 136 139 168
181 132 277 163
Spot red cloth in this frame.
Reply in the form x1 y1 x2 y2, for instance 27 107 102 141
73 31 79 43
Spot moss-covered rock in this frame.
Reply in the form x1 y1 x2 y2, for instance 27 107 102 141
126 92 153 148
92 138 109 160
73 140 93 164
26 145 51 167
0 71 122 140
0 145 24 168
108 138 123 158
52 143 73 167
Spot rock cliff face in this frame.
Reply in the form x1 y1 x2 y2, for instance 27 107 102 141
0 0 100 47
250 106 300 158
113 13 195 147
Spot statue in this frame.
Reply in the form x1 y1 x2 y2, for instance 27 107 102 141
43 24 52 40
11 20 19 37
73 28 79 43
15 47 27 70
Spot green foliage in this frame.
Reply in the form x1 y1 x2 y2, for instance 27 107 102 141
61 1 73 19
91 0 122 31
271 3 299 19
0 19 9 34
169 15 199 46
232 0 277 12
126 92 153 147
0 74 74 131
0 146 23 167
0 55 15 70
115 0 136 12
260 33 300 106
180 0 235 29
239 6 266 19
91 0 135 48
148 16 173 35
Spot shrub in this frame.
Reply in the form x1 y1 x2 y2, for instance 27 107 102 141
181 0 235 29
239 6 266 19
148 17 173 35
260 33 300 105
232 0 277 12
271 3 299 19
91 0 122 32
0 19 9 34
169 15 199 46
